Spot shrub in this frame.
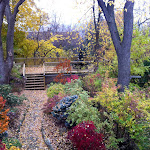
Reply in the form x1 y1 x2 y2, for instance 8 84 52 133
10 64 25 93
42 95 62 114
47 83 65 98
64 79 89 101
7 110 19 129
54 59 71 84
52 95 78 122
2 137 21 149
66 100 101 130
94 77 150 149
68 121 106 150
6 94 26 107
0 96 9 134
10 63 22 79
0 140 6 150
66 75 79 83
82 73 102 97
0 84 26 107
0 85 12 100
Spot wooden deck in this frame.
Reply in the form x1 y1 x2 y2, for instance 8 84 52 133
25 65 94 75
24 61 94 75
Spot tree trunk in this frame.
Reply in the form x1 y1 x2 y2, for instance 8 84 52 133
0 0 25 84
97 0 134 91
117 49 130 92
0 0 7 84
0 62 9 84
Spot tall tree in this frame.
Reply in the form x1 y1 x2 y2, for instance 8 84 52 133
97 0 134 91
0 0 25 84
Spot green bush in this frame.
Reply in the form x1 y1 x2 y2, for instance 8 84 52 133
11 63 22 79
47 83 65 98
0 84 26 107
2 137 22 149
6 94 26 107
0 84 12 99
66 99 101 131
64 79 89 101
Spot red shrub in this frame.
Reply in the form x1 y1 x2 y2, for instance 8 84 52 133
42 95 61 114
54 59 71 84
68 121 106 150
0 140 6 150
66 75 79 83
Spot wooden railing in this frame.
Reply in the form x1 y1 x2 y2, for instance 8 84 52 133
14 57 94 67
43 60 94 74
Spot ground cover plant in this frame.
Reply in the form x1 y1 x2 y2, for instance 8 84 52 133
0 85 26 108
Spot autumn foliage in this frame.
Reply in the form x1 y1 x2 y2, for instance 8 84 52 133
54 59 71 84
0 96 9 134
42 95 62 114
68 121 106 150
0 140 6 150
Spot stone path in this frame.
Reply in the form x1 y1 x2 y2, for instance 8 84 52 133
18 90 48 150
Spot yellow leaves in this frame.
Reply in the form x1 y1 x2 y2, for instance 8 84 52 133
9 146 20 150
128 0 134 3
124 8 127 12
13 0 49 31
108 1 114 6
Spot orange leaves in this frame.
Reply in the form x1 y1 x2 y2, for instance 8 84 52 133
54 59 71 84
0 96 9 134
54 59 71 73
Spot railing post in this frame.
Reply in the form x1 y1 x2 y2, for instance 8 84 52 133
23 63 26 77
43 62 45 75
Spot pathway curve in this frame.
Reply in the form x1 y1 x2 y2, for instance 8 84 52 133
18 90 48 150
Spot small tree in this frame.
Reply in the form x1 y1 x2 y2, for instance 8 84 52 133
0 0 25 84
97 0 134 91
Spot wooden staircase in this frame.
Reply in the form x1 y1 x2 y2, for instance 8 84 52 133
25 74 45 90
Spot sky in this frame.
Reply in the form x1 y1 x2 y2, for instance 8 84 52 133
35 0 150 26
35 0 91 25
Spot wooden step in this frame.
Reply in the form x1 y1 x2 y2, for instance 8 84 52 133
25 87 45 90
25 74 45 90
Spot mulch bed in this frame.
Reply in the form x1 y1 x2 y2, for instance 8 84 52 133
42 114 75 150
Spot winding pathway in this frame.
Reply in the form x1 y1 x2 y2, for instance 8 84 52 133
18 90 48 150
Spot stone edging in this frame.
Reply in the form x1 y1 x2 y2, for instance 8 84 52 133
41 114 54 150
16 101 30 139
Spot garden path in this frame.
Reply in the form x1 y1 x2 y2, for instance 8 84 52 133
18 90 48 150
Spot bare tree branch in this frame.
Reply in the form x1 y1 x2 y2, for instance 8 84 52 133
138 18 150 27
13 0 25 16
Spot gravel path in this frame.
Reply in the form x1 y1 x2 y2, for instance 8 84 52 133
18 90 48 150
